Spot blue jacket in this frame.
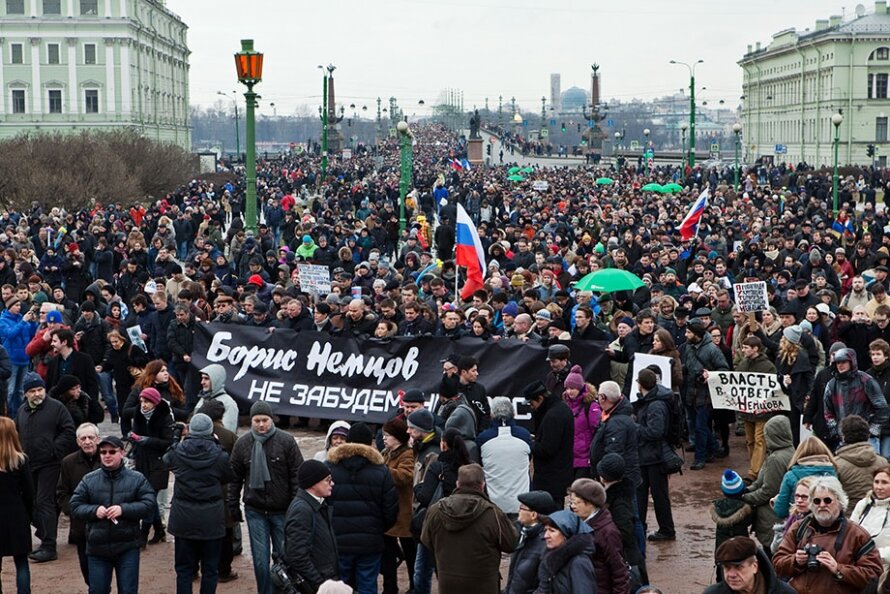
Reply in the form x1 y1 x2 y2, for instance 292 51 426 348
773 456 837 519
0 310 37 366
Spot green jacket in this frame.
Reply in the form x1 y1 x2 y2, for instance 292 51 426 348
741 415 794 548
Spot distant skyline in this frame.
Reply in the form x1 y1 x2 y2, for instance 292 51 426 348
171 0 863 118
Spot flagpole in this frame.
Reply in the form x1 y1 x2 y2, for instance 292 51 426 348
454 213 460 306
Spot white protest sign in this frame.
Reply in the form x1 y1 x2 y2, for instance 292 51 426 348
733 281 769 313
127 324 147 352
707 371 790 414
630 353 672 402
532 180 549 191
297 263 332 294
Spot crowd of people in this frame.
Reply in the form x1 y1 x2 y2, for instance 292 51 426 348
2 120 890 593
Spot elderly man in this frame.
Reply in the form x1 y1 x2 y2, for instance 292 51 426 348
702 536 795 594
509 313 542 343
476 397 532 515
503 491 558 594
774 476 883 594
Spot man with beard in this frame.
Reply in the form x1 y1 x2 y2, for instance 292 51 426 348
774 476 882 593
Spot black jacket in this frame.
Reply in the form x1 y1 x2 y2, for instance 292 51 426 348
164 437 235 541
590 396 641 488
505 523 547 594
73 315 109 365
167 317 196 364
69 463 156 558
285 489 340 591
702 546 796 594
605 476 645 568
46 350 102 402
129 398 174 492
229 428 303 513
326 443 399 555
529 395 574 502
633 384 672 467
56 448 101 542
15 396 76 470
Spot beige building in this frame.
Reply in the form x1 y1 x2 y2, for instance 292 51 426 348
739 2 890 167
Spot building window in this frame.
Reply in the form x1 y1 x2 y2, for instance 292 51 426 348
42 0 60 14
879 118 889 143
10 43 23 64
84 89 98 113
11 90 25 114
84 44 96 64
5 0 24 14
80 0 97 15
47 43 59 64
48 89 62 113
870 47 890 61
879 74 889 99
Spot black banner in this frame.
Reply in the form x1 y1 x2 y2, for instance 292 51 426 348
191 324 609 424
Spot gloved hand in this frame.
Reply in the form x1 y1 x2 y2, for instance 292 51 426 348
129 433 143 443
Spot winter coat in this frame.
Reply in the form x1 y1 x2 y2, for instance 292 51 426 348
702 546 796 594
682 336 729 407
824 351 889 438
742 415 795 547
284 489 340 592
533 532 596 593
564 391 600 469
587 508 629 594
69 463 156 559
326 443 399 555
421 487 518 594
0 310 37 366
605 476 644 568
129 398 174 492
851 490 890 569
774 515 884 594
0 460 33 556
710 497 753 550
529 395 575 501
99 344 147 405
776 350 815 413
192 363 239 433
167 316 196 364
477 422 532 515
73 315 109 365
163 437 235 541
56 449 100 542
774 454 838 519
633 384 672 467
836 442 887 512
590 396 641 488
229 428 303 514
315 420 351 461
383 444 415 538
504 522 547 594
15 396 76 470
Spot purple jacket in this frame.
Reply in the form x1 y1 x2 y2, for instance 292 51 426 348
565 392 601 468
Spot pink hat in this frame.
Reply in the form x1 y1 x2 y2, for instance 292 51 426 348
564 365 585 391
139 388 162 405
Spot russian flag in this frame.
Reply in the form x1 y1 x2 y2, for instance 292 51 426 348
678 189 709 241
450 158 463 171
455 203 486 301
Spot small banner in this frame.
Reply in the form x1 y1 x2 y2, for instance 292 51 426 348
733 281 769 313
191 324 609 424
296 264 332 294
708 371 790 414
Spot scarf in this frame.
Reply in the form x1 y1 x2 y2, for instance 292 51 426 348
249 426 277 490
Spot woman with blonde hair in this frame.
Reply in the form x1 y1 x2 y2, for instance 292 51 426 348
774 327 814 445
772 436 837 519
0 416 33 593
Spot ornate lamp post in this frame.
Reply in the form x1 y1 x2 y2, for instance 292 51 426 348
397 121 413 236
670 59 703 167
234 39 263 233
680 122 688 174
732 122 742 190
832 112 844 214
643 128 651 175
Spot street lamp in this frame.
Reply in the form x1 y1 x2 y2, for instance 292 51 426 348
680 122 688 174
832 112 844 214
216 91 240 158
670 58 704 167
396 121 413 236
233 39 263 234
643 128 651 174
732 122 742 190
318 65 331 185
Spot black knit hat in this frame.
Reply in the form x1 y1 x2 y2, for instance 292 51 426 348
53 374 81 396
596 453 626 482
297 460 331 490
346 422 374 446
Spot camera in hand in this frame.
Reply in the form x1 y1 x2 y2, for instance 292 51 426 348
803 544 823 570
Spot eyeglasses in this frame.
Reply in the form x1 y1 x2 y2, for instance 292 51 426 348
518 505 531 512
813 497 834 506
99 449 119 455
793 493 809 500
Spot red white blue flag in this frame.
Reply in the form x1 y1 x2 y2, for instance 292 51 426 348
679 189 709 241
455 203 486 300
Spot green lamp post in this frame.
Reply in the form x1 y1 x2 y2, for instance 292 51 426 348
234 39 263 234
680 122 688 173
732 122 742 190
832 112 844 214
397 120 413 235
643 128 651 175
671 59 703 167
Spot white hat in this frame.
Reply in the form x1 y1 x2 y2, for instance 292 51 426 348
815 303 835 319
688 282 703 294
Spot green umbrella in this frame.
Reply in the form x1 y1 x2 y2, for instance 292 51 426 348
641 183 662 192
508 166 521 174
595 177 614 185
663 183 683 193
507 175 525 182
520 167 534 173
574 268 646 293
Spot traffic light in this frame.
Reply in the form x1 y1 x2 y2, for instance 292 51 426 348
577 123 582 133
867 144 877 158
486 144 491 156
561 122 566 132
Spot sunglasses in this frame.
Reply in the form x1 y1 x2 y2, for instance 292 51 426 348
813 497 833 506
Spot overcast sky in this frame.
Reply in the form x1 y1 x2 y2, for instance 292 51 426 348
172 0 863 117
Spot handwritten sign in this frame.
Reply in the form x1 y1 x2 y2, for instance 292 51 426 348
532 180 549 191
733 281 769 313
297 263 332 294
708 371 789 414
630 353 672 402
